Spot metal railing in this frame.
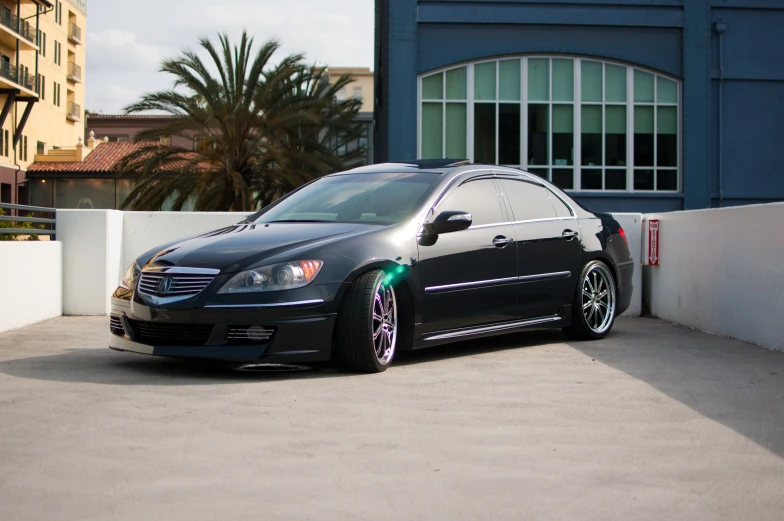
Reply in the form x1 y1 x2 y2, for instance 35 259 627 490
0 61 35 90
0 8 34 42
68 61 81 81
0 203 56 239
67 101 81 121
68 22 81 43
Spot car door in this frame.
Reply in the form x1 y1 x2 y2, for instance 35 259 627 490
416 177 518 334
498 178 581 319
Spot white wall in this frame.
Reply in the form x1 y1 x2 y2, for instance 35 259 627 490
120 212 244 277
56 210 124 315
645 202 784 351
610 213 643 317
56 210 245 315
0 242 62 333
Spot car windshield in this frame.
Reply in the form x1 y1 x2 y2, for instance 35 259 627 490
252 172 441 225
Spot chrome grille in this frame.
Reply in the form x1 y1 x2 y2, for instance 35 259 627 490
109 315 125 336
137 271 217 298
227 326 276 342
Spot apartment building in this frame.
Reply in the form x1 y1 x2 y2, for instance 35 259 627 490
0 0 86 205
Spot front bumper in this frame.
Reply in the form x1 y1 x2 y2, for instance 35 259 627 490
108 285 342 363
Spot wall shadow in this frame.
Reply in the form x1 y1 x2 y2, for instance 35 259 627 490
568 318 784 458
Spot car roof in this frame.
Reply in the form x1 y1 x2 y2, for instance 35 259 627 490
336 160 540 181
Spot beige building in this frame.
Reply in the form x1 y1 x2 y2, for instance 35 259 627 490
0 0 86 205
327 66 373 113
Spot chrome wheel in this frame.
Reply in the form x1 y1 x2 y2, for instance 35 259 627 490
581 264 616 334
372 279 397 366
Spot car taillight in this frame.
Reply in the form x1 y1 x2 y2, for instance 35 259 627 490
618 226 629 248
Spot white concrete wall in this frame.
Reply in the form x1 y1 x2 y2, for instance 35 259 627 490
56 210 124 315
120 212 244 277
55 210 244 315
0 242 62 333
645 203 784 352
610 213 643 317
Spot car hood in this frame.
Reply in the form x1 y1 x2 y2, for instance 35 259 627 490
140 222 377 273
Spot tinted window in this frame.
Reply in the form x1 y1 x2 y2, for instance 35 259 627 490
548 191 573 218
436 179 503 226
500 180 557 221
253 172 440 225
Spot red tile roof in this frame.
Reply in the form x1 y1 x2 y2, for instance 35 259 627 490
86 114 180 120
27 142 202 174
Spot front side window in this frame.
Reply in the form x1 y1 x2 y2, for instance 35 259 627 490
420 57 680 192
253 173 440 225
435 179 503 226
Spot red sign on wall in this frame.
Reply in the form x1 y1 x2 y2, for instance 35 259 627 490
645 219 660 266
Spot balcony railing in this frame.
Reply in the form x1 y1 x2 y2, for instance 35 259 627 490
67 61 81 82
68 22 81 44
0 61 36 91
0 8 35 43
67 101 81 122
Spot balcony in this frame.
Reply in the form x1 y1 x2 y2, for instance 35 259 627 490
67 61 82 83
0 7 37 50
0 61 37 93
67 101 81 122
68 22 82 45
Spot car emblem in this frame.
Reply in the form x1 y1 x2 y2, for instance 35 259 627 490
158 277 173 295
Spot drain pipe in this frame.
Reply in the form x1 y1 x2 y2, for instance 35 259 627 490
715 20 727 207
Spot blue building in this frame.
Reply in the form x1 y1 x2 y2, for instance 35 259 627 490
374 0 784 212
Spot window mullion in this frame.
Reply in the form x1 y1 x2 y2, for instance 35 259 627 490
626 67 634 193
521 57 528 170
417 76 422 159
467 64 475 162
653 76 659 190
548 58 553 180
574 58 582 191
602 63 606 190
495 62 500 164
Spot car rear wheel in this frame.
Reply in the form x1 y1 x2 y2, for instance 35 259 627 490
336 269 397 373
563 260 617 340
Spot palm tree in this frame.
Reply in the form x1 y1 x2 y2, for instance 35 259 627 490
118 31 365 211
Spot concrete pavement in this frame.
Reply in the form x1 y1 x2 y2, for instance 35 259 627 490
1 316 783 520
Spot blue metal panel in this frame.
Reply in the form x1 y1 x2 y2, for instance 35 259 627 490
721 81 784 200
419 3 684 27
418 25 683 77
424 0 684 5
681 1 712 209
573 195 685 213
711 8 784 81
386 0 419 162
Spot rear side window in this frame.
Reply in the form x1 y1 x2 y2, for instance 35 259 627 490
500 180 556 222
436 179 504 226
548 192 573 218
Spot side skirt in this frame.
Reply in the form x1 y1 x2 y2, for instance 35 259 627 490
413 305 572 349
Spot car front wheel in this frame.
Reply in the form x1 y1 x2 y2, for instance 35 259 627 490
563 260 617 340
336 269 397 373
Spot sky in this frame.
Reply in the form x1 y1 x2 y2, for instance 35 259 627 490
85 0 374 114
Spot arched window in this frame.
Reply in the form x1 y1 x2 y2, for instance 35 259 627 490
419 56 680 192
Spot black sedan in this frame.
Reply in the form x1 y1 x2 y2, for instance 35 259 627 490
109 160 634 373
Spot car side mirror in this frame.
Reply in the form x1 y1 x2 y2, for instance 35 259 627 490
423 211 472 235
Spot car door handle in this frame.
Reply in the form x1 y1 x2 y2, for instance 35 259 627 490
492 235 514 248
562 229 579 240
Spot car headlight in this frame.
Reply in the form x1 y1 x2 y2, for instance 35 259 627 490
218 260 323 294
120 262 141 289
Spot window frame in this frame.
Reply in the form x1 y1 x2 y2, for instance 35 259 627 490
418 55 681 193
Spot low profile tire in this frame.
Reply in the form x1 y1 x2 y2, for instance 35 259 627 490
336 269 397 373
563 260 617 341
